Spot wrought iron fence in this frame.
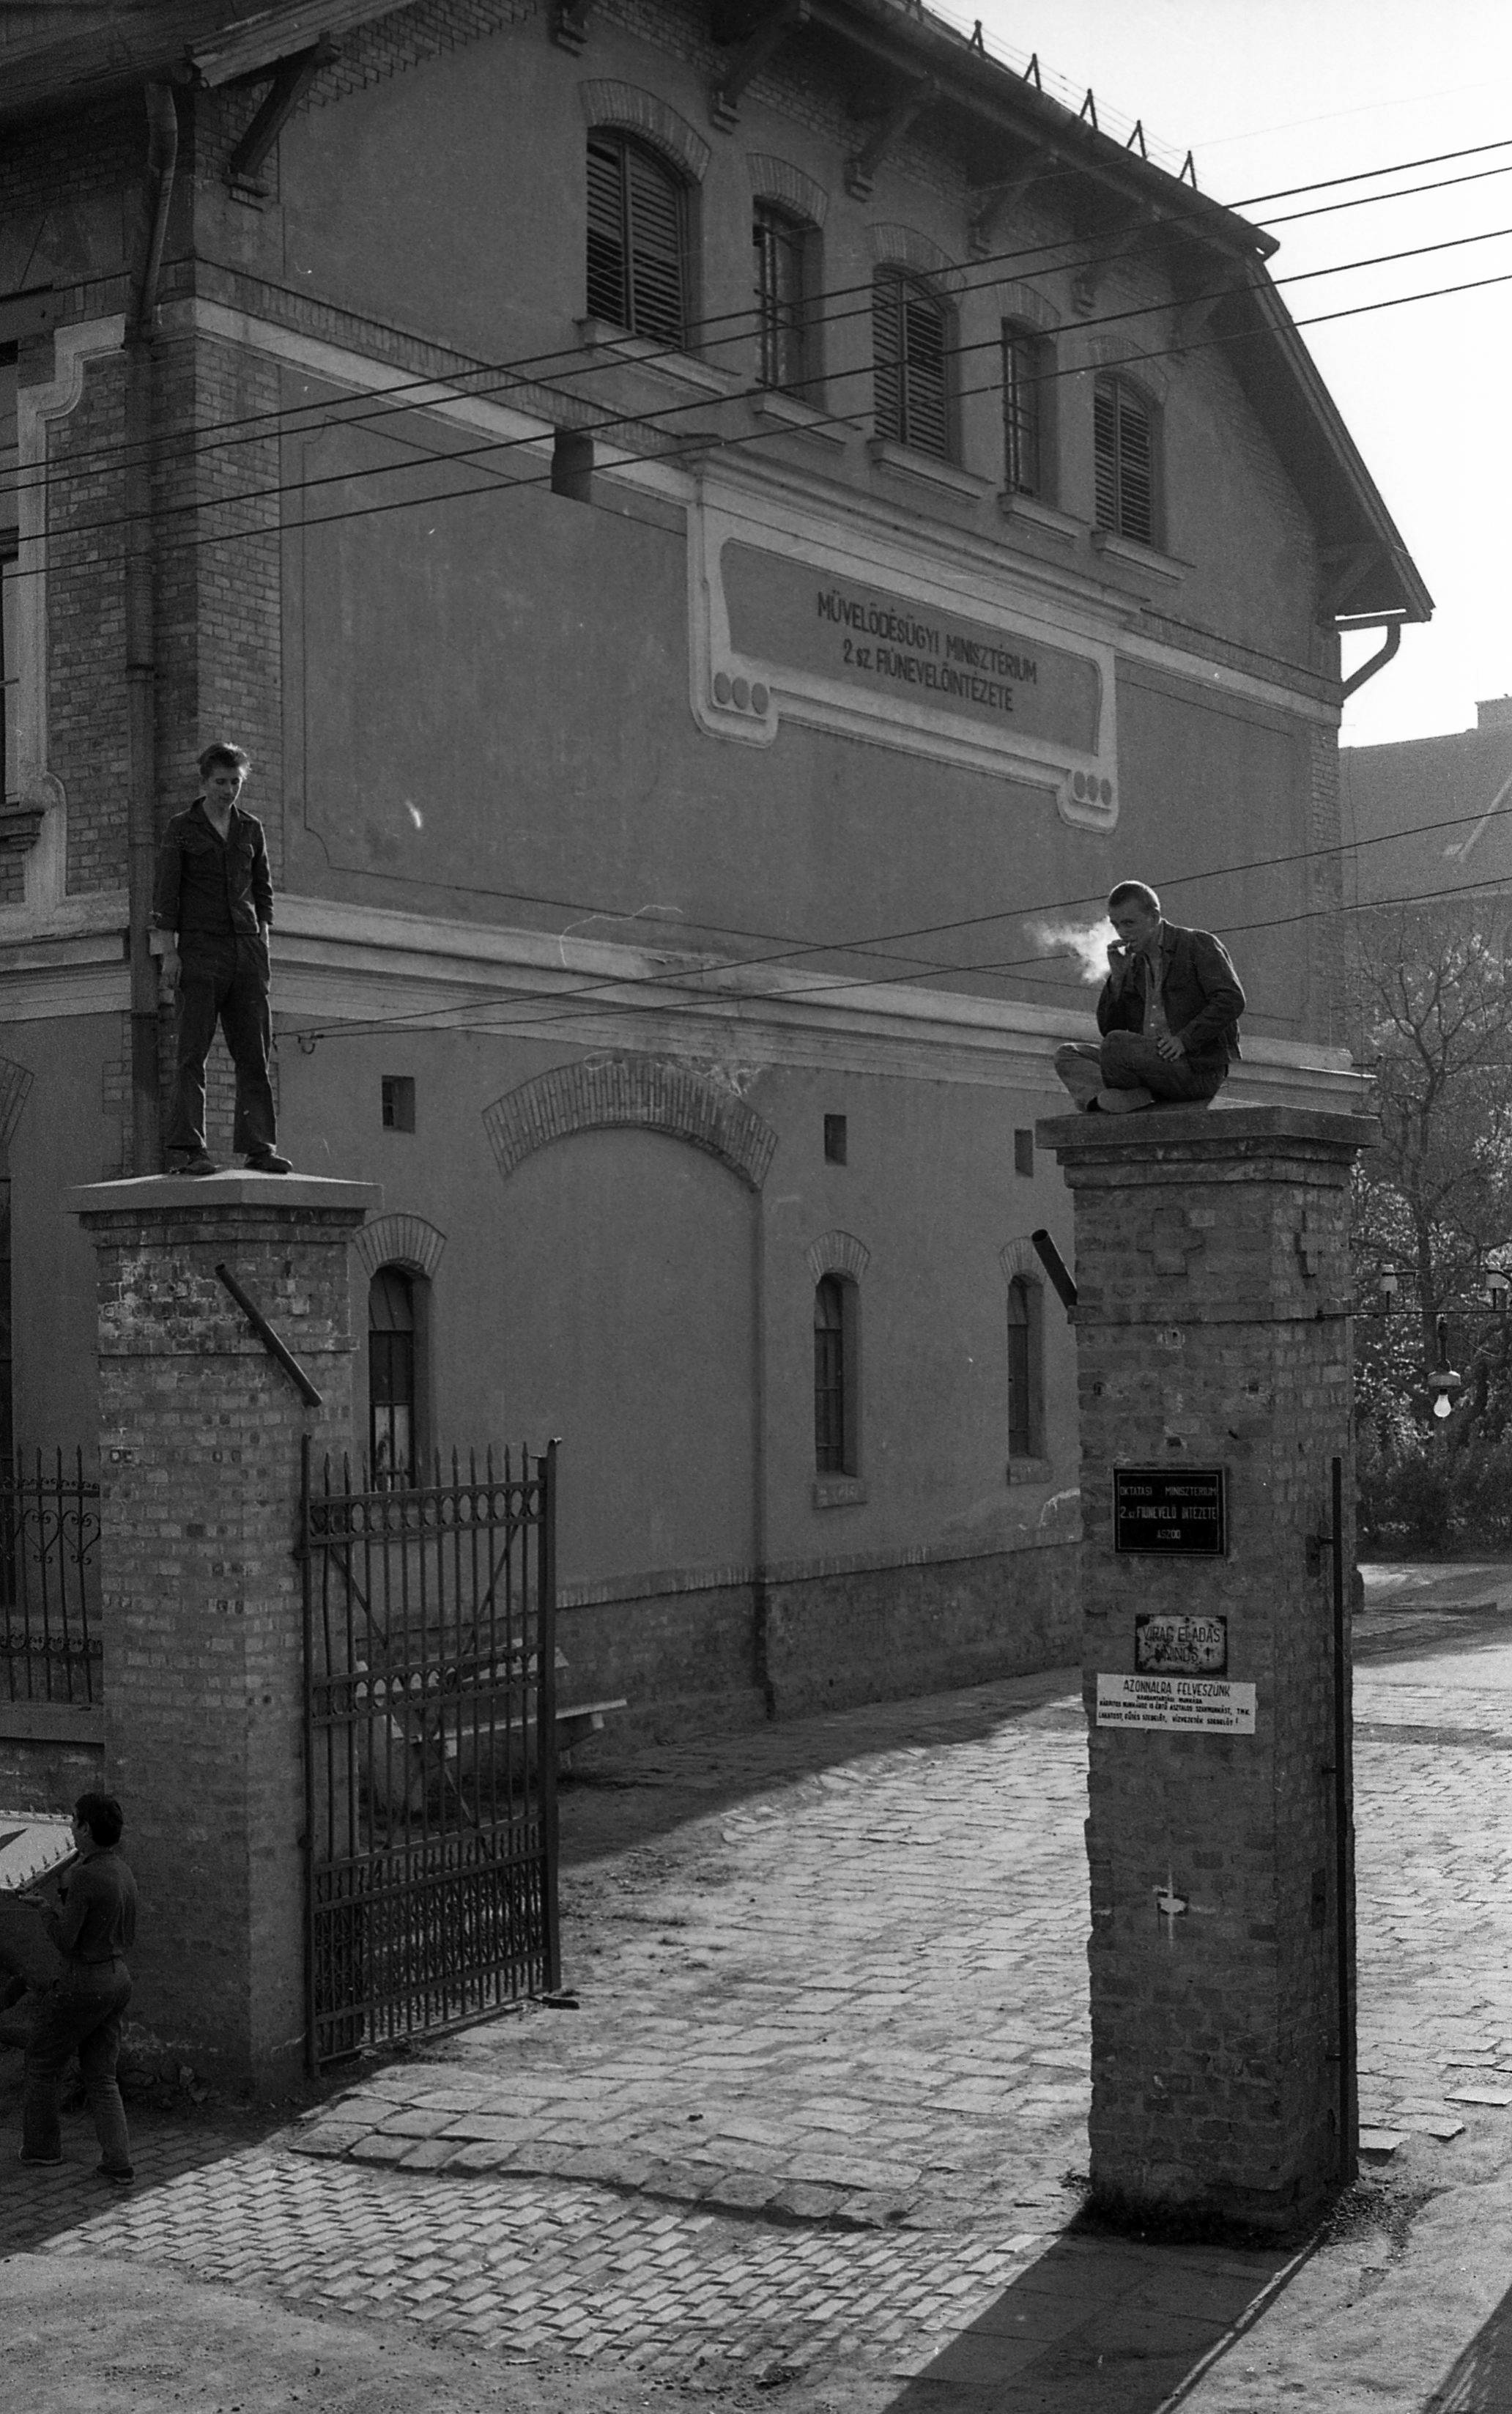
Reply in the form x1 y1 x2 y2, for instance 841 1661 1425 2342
0 1449 102 1706
301 1441 559 2069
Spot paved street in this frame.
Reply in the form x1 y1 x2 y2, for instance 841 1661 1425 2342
4 1573 1512 2410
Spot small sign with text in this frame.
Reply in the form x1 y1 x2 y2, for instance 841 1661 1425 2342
1096 1673 1257 1734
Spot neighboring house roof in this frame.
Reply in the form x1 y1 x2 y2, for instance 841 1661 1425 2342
1341 706 1512 909
1 0 1431 623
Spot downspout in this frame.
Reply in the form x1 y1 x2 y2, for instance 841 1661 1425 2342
125 82 179 1174
1339 617 1402 703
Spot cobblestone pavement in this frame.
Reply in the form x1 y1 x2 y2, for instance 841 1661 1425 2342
15 1592 1512 2406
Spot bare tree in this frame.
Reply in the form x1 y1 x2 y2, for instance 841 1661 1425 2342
1352 901 1512 1451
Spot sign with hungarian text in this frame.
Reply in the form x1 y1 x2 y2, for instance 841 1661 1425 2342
1096 1674 1256 1734
1113 1468 1226 1556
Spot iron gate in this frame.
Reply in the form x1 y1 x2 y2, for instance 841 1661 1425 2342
300 1440 559 2070
1 1449 101 1708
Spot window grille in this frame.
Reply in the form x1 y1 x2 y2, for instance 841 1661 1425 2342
586 131 686 348
1001 324 1042 497
1093 374 1155 546
1007 1276 1044 1462
368 1267 417 1489
872 270 949 458
814 1276 848 1473
754 206 809 394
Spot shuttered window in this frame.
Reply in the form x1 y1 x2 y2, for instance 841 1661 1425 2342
1001 324 1043 497
586 131 687 348
754 205 810 394
872 270 949 458
1093 374 1155 546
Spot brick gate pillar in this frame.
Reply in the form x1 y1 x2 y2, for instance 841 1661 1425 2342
69 1172 379 2089
1037 1104 1376 2232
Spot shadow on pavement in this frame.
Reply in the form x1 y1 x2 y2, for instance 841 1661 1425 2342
560 1668 1082 1868
885 2223 1302 2413
1354 1607 1512 1666
1428 2275 1512 2412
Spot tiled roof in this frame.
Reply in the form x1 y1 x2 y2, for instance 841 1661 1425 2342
1341 719 1512 908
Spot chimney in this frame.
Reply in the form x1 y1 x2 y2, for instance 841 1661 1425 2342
1476 697 1512 731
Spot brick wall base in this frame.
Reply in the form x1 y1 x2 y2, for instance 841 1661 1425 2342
559 1538 1080 1750
70 1171 376 2090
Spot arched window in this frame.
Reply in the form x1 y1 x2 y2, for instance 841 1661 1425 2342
368 1266 417 1489
586 130 687 347
1001 322 1046 497
814 1274 859 1475
872 268 949 457
1093 374 1155 546
1007 1276 1044 1463
753 203 813 395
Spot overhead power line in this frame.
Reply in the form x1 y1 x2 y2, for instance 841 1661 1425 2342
8 212 1512 575
9 127 1512 504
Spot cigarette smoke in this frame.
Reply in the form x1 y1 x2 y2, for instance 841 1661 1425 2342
1027 916 1116 985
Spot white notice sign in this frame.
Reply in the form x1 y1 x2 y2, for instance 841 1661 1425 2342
1096 1673 1257 1733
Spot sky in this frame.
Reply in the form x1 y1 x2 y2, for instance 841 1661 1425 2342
960 0 1512 749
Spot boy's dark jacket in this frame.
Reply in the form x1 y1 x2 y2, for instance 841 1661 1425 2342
1096 922 1245 1065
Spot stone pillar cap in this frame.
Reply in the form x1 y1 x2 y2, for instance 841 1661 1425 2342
1036 1103 1379 1158
68 1172 382 1216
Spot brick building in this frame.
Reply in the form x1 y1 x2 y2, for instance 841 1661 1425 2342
1341 697 1512 912
1 0 1428 1736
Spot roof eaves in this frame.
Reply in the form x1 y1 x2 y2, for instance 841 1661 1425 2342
805 0 1278 264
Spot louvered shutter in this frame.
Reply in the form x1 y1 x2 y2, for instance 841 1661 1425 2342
626 144 684 347
872 271 903 440
1093 381 1119 529
1094 375 1155 544
586 135 627 325
901 287 947 456
1116 387 1154 545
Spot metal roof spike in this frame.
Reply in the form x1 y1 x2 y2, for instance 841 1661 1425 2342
1181 150 1198 187
970 18 984 49
1079 87 1097 130
1023 51 1041 87
1126 119 1146 158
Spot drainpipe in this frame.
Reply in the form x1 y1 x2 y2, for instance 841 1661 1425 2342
1339 617 1403 703
125 83 179 1174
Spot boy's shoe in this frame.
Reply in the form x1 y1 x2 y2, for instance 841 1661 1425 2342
170 1149 219 1177
18 2150 64 2167
1095 1086 1156 1114
245 1149 292 1174
96 2163 135 2185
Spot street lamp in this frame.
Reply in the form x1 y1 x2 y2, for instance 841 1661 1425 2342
1427 1316 1463 1421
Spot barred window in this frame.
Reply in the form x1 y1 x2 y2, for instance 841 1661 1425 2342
369 1267 418 1490
1093 374 1155 546
1007 1276 1044 1463
586 131 687 347
872 269 949 458
753 204 810 395
1001 323 1044 497
814 1275 859 1476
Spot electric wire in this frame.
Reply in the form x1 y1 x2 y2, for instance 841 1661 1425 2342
9 211 1512 576
278 830 1512 1053
8 127 1512 504
274 860 1512 1055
